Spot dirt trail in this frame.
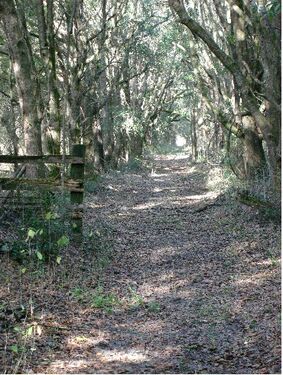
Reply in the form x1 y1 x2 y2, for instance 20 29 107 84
1 155 280 374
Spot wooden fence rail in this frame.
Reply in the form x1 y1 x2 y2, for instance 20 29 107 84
0 144 86 243
0 155 84 164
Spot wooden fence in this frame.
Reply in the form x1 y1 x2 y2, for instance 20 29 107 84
0 144 86 243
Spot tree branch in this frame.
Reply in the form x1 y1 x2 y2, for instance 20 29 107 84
0 89 10 99
168 0 236 73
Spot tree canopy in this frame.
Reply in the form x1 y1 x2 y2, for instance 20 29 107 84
0 0 281 180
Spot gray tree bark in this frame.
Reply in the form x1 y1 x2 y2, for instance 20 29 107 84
168 0 280 183
0 0 42 176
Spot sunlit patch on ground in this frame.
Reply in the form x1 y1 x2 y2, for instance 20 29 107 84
1 156 280 374
153 154 189 161
132 201 161 210
96 348 148 363
233 271 275 286
47 359 92 372
67 335 106 349
256 258 281 266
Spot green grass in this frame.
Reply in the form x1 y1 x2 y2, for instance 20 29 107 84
91 287 120 313
71 286 121 313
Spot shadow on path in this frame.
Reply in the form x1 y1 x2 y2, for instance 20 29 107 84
1 155 280 374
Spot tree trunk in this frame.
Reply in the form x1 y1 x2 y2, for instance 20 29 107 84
92 118 105 171
35 0 61 179
0 0 42 176
46 0 61 154
191 110 198 161
168 0 280 185
242 115 266 179
129 134 143 160
98 0 114 169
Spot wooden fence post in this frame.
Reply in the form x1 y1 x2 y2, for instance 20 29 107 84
70 144 85 243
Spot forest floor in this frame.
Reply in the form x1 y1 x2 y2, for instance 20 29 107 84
0 154 281 374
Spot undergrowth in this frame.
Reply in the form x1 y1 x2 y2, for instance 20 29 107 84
207 164 281 223
0 185 115 373
0 191 71 264
70 284 161 314
118 157 144 172
85 174 102 193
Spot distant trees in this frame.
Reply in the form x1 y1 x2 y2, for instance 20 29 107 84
0 0 280 185
0 0 180 173
168 0 281 182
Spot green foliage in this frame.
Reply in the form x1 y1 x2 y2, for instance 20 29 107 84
226 32 236 45
147 301 161 313
0 191 71 264
71 286 120 313
91 287 120 313
57 235 69 247
128 287 145 307
70 283 161 315
128 287 161 313
10 344 20 354
266 0 281 19
71 287 86 302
